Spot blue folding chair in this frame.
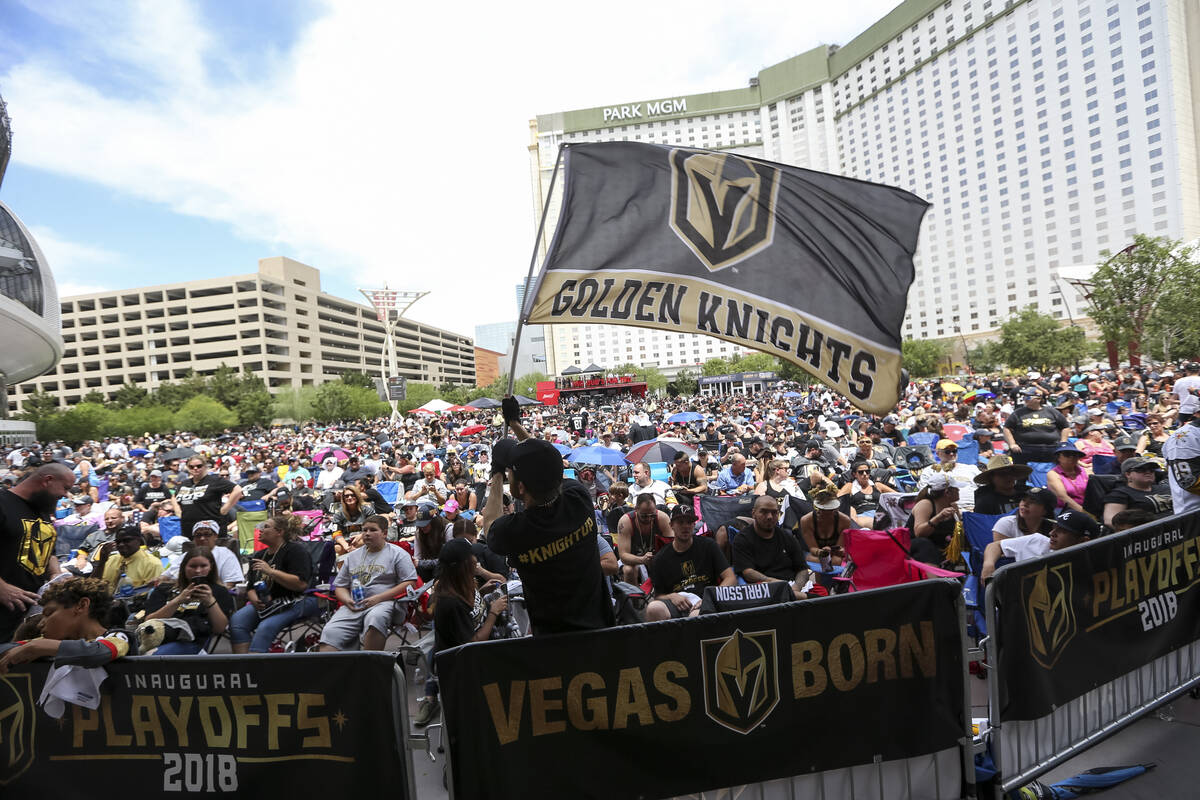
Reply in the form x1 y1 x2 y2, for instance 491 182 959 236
962 510 1013 639
563 468 577 480
1027 462 1054 488
1092 454 1120 475
955 438 979 467
906 432 939 450
375 481 400 505
648 462 670 482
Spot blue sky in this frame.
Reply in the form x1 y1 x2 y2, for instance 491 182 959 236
0 0 899 336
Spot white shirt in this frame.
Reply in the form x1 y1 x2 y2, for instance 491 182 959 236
106 442 128 459
1163 425 1200 516
315 467 344 491
1174 376 1200 415
165 544 244 586
999 533 1052 562
630 479 673 506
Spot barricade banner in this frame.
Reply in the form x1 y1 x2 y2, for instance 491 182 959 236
438 579 965 799
0 653 406 798
993 510 1200 721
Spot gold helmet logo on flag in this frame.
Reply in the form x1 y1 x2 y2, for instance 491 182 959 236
700 628 780 734
0 674 36 786
1022 563 1077 669
669 149 780 272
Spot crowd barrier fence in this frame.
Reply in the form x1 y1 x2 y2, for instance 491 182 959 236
438 578 974 800
0 652 416 800
983 509 1200 796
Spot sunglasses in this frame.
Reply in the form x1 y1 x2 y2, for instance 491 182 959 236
855 470 870 475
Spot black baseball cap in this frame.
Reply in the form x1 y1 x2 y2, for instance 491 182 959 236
1053 510 1100 538
509 439 563 495
670 504 697 521
438 537 474 567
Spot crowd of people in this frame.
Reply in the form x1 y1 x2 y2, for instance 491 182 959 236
3 361 1200 725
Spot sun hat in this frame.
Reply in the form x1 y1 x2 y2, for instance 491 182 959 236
974 455 1033 485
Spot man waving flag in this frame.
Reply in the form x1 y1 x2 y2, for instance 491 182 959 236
522 142 929 414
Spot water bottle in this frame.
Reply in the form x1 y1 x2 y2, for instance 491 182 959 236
351 577 366 606
254 580 270 602
818 548 833 574
116 570 133 598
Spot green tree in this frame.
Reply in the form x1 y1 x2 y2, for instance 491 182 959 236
609 363 666 394
206 364 243 408
105 405 176 437
153 380 196 411
775 358 816 385
513 372 551 399
273 386 316 423
340 370 377 390
965 340 1004 373
729 352 778 373
81 390 107 405
174 395 237 436
669 368 699 396
995 306 1090 372
1088 234 1200 361
19 390 60 421
1141 254 1200 361
901 338 948 378
109 382 148 409
54 402 111 444
402 382 440 412
311 382 358 423
701 357 733 376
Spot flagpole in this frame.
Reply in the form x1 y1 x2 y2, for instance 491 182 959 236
506 145 565 399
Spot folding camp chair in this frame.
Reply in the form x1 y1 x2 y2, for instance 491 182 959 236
961 511 1012 639
648 462 670 482
274 539 337 652
1027 461 1054 488
1092 454 1120 476
841 528 961 591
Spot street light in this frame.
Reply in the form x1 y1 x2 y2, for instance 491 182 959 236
359 288 429 420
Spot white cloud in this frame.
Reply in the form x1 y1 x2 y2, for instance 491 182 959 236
25 225 118 296
2 0 900 334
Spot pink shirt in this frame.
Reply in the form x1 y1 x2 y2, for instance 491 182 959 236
1050 465 1088 508
1077 438 1114 467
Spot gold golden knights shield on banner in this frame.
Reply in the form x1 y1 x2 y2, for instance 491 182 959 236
669 150 779 272
700 629 780 734
1023 563 1077 669
0 673 36 786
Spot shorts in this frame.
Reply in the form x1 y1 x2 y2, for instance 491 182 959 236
318 601 401 649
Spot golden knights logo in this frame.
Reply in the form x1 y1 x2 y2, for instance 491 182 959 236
0 673 36 785
17 519 56 579
700 629 779 734
1023 563 1077 669
669 149 779 272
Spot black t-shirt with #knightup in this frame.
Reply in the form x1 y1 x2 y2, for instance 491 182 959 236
648 535 730 596
176 474 236 535
0 489 58 640
488 479 615 635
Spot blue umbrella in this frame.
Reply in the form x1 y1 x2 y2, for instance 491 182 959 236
567 446 628 466
551 442 572 456
782 391 803 398
666 411 706 423
129 448 150 457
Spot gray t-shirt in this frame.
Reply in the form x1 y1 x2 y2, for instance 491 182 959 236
332 545 418 597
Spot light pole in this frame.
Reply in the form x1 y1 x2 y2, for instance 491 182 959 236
359 288 429 421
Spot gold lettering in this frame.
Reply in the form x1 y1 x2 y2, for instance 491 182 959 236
198 697 232 748
265 694 294 751
612 668 653 729
72 704 99 748
528 678 565 737
652 661 690 722
230 695 261 750
791 640 827 698
1093 571 1112 618
828 633 865 691
566 673 607 731
1157 550 1172 591
1183 539 1199 581
898 621 937 679
863 628 898 683
158 696 193 747
102 696 132 747
297 693 331 748
130 695 164 747
1171 542 1185 586
482 681 525 746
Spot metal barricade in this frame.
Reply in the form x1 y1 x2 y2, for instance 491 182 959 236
982 510 1200 796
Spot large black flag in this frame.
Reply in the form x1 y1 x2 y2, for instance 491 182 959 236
524 142 929 414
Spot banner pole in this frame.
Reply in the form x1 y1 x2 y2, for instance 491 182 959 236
506 145 565 399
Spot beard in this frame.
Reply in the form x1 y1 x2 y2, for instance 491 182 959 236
27 489 59 516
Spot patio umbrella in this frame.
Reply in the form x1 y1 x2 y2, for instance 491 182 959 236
782 391 803 398
666 411 706 423
459 425 487 436
312 446 350 463
408 408 435 415
420 399 453 412
158 447 196 462
512 394 541 406
551 443 572 456
129 448 150 457
962 389 995 403
467 397 502 409
567 446 629 466
444 404 475 413
625 437 697 464
941 382 967 394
